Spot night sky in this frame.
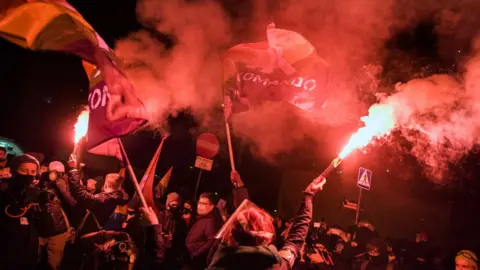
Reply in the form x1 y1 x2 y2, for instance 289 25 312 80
1 0 479 251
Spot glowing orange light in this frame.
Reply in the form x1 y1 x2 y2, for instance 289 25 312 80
338 103 396 159
74 109 89 144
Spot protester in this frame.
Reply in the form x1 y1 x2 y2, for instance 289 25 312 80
158 192 188 269
185 192 224 270
34 161 72 270
206 175 327 270
67 154 130 229
0 154 40 270
455 250 478 270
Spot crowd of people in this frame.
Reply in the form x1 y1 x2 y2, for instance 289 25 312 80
0 146 478 270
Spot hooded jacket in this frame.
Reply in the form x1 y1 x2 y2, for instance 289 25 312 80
207 193 314 270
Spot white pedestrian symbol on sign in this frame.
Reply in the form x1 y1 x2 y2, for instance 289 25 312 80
357 167 372 190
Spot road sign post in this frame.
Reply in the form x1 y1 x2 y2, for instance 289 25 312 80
355 189 363 225
193 133 220 199
355 167 372 224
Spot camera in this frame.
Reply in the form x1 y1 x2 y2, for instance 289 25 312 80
105 240 132 263
38 190 56 204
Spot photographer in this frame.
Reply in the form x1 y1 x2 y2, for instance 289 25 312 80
0 154 41 270
34 161 72 270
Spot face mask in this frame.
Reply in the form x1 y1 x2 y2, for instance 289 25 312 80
169 205 182 216
11 174 35 193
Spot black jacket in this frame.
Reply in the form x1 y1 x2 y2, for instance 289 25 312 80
145 224 166 269
68 169 129 228
158 209 188 269
0 179 38 270
185 208 224 269
207 193 314 270
33 187 69 238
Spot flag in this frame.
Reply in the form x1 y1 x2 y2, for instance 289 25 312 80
87 138 123 161
0 0 113 64
104 167 129 230
0 0 148 126
222 23 329 120
154 167 172 198
142 159 171 214
85 66 146 150
127 139 166 211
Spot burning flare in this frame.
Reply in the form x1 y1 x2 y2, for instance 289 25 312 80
339 103 396 159
74 109 89 144
316 103 397 180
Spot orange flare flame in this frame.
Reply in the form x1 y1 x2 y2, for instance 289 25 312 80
338 103 396 159
74 109 89 144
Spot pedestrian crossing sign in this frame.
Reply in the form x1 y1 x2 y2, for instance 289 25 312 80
357 167 372 190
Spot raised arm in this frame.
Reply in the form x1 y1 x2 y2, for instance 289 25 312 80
279 176 327 268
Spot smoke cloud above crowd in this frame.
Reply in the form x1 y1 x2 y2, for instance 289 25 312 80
114 0 480 180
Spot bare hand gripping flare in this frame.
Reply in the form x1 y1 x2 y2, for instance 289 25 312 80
319 103 396 178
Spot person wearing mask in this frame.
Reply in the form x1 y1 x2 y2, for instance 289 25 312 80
0 154 40 270
182 200 195 229
185 192 224 270
205 175 327 270
455 250 478 270
34 161 72 270
158 192 187 269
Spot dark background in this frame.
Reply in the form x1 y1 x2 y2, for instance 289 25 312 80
0 0 479 253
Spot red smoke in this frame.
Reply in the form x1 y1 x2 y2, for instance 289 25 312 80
113 0 480 180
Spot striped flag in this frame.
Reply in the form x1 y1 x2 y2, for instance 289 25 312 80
0 0 148 136
222 23 329 119
0 0 113 64
127 138 168 212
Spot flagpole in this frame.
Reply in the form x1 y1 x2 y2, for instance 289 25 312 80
225 121 236 171
117 137 149 209
222 67 237 171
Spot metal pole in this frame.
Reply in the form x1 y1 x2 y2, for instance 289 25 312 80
193 169 203 200
355 188 363 225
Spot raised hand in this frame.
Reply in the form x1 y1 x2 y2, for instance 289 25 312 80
305 176 327 195
140 206 159 226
